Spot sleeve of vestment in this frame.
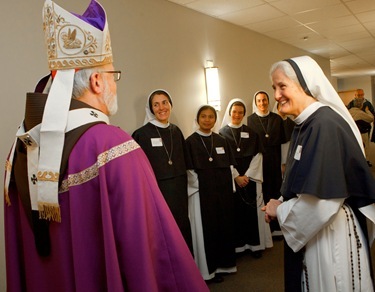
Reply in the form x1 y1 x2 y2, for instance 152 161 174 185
187 169 199 197
359 204 375 245
230 165 237 192
245 153 263 183
276 194 344 252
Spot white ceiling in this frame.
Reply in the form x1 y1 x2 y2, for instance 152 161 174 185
167 0 375 78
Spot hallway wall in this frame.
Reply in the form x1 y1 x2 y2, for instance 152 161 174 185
337 76 373 105
0 0 332 289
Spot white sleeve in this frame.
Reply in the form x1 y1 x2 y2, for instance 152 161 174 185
360 109 374 123
359 204 375 245
276 194 344 252
187 169 199 197
230 165 237 192
244 153 263 183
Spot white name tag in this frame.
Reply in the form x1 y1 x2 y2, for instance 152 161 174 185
294 145 302 160
151 138 163 147
216 147 225 154
241 132 249 138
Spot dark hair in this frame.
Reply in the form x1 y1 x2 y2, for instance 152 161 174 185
149 90 172 114
197 105 217 122
254 91 269 102
229 101 246 116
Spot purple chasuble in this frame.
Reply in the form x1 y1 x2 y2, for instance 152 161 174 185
5 124 208 292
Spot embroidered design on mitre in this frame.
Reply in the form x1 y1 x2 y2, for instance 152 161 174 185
43 0 113 70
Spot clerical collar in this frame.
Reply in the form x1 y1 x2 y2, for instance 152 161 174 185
196 129 212 137
228 123 243 128
150 119 170 128
294 102 324 125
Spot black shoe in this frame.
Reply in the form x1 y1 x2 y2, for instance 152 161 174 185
251 250 263 259
272 235 284 241
205 274 224 284
213 274 224 283
367 161 373 167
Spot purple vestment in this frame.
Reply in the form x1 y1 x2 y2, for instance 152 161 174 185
5 124 208 291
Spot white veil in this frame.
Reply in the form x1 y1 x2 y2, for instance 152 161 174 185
220 98 247 129
283 56 364 154
252 90 271 117
143 89 172 128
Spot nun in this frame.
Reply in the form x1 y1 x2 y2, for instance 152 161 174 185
132 89 193 252
264 56 375 291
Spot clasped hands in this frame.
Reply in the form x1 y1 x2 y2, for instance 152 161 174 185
261 199 282 223
235 175 250 188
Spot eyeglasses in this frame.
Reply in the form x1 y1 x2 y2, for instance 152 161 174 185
99 70 121 82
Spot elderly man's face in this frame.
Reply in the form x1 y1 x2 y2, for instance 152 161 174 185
355 90 365 103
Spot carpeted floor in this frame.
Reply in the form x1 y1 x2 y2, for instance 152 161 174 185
207 240 284 292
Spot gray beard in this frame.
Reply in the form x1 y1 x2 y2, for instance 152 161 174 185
103 80 118 116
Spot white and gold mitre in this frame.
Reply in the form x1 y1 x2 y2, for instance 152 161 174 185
43 0 113 70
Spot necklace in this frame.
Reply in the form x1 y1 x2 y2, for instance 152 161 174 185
257 115 270 138
155 125 173 165
199 134 214 162
342 204 362 291
229 126 242 152
237 187 264 208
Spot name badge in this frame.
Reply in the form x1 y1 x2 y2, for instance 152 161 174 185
241 132 249 138
151 138 163 147
294 145 302 160
216 147 225 154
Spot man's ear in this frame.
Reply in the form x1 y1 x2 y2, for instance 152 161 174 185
90 72 104 94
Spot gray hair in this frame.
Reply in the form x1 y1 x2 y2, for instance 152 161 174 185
269 61 299 85
72 67 99 99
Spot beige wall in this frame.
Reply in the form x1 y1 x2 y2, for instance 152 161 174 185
0 0 331 288
338 90 357 106
337 76 373 104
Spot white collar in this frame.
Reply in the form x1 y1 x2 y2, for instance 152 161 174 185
294 102 324 125
196 129 212 137
150 119 170 128
228 123 243 128
255 111 270 117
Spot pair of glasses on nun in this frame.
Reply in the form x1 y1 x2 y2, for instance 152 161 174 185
100 70 121 82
